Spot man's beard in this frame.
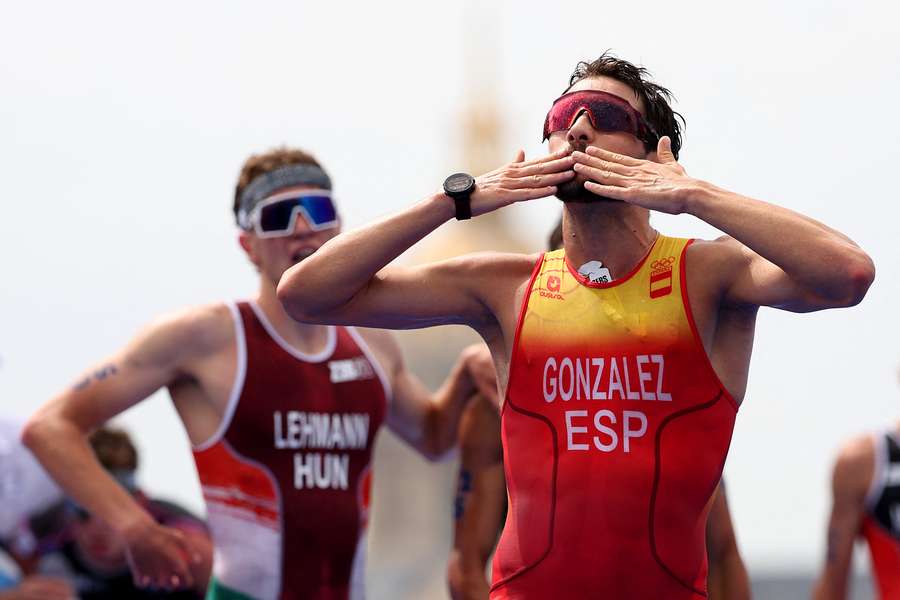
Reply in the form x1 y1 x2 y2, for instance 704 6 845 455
554 142 619 204
556 173 623 204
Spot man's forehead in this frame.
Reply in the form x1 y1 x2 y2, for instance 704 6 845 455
568 76 645 116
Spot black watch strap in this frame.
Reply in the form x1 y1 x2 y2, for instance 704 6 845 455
453 195 472 220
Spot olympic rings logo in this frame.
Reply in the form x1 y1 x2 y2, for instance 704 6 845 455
651 257 675 270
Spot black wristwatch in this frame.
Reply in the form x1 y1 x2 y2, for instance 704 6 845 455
443 172 476 220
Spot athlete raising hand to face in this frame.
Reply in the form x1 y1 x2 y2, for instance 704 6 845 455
278 53 873 599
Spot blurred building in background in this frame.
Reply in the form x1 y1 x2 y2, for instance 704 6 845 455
365 4 539 598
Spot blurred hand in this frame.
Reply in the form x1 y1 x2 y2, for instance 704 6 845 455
462 344 499 409
122 518 200 591
0 576 76 600
467 149 575 217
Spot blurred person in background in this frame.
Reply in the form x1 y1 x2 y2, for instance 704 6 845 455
277 52 874 599
0 416 72 599
0 551 74 600
0 416 62 546
23 147 495 600
446 220 750 600
813 375 900 600
30 427 211 599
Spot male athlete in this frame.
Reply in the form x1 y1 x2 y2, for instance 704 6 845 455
277 52 874 599
23 147 495 600
813 414 900 599
446 221 750 600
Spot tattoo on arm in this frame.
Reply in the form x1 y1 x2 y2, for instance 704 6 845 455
72 363 119 391
454 468 473 521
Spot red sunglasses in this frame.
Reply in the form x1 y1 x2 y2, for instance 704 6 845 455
542 90 659 150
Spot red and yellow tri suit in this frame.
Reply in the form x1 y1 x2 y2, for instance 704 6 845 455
492 235 738 599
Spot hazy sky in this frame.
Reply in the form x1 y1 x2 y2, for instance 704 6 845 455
2 0 899 577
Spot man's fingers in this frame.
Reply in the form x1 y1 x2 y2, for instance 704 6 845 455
584 146 643 166
512 148 526 163
518 147 571 168
571 151 631 175
584 181 631 200
167 552 194 588
507 170 575 189
573 163 628 186
656 136 677 164
517 156 575 176
509 186 559 202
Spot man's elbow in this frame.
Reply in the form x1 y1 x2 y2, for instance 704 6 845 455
21 411 57 454
275 275 330 324
834 251 876 308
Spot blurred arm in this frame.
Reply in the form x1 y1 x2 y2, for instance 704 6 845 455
705 482 750 600
448 394 505 600
368 329 498 460
21 306 228 589
812 437 873 600
0 576 75 600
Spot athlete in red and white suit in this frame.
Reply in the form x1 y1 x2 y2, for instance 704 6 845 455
814 414 900 600
277 53 874 599
22 148 497 600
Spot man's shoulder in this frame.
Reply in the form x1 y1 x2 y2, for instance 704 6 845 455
832 433 876 496
684 235 748 266
139 302 236 359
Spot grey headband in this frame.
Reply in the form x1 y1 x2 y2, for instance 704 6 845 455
238 163 332 228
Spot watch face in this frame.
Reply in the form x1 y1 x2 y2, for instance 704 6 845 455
444 172 474 195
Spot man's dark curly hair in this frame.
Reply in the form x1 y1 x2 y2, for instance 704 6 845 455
566 52 685 159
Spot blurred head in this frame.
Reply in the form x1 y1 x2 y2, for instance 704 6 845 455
547 53 684 203
70 428 140 572
234 147 342 285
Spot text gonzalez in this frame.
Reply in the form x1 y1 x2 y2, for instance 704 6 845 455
541 354 672 454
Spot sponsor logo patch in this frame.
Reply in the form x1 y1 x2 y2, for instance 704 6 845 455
328 357 375 383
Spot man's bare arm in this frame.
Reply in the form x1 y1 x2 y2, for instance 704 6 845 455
366 329 498 460
574 140 875 312
21 305 229 590
812 437 873 600
705 483 750 600
448 394 505 600
276 151 574 329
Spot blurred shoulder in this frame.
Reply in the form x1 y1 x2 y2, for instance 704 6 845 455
132 302 236 359
832 433 876 494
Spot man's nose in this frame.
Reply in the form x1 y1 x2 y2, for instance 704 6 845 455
291 211 315 237
566 110 595 145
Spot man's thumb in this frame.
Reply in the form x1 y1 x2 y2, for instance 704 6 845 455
657 136 676 163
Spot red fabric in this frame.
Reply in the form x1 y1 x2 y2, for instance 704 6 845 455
862 516 900 599
213 303 387 599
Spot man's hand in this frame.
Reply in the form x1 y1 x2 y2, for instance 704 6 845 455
461 344 500 409
469 149 575 217
0 576 76 600
573 137 695 214
122 518 200 591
